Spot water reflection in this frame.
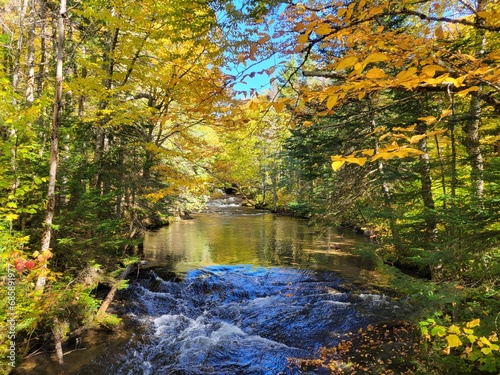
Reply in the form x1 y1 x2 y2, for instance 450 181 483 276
144 207 381 285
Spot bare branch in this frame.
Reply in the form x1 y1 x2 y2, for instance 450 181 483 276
398 8 500 32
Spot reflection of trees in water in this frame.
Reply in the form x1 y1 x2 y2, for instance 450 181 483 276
143 211 381 285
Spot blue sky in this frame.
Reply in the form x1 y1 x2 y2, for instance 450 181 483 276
219 1 288 97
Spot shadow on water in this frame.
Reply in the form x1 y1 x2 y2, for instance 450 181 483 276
14 199 411 374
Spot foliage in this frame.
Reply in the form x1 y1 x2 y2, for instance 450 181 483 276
420 317 500 374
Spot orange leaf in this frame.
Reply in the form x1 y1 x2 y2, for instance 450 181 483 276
435 25 445 39
258 34 270 44
249 44 258 61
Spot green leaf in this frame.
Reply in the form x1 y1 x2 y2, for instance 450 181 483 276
481 347 492 355
431 325 447 337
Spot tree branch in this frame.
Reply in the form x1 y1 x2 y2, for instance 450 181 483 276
398 8 500 32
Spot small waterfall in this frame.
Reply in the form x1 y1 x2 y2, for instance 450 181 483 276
109 266 400 375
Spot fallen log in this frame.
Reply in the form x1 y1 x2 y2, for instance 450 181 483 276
96 265 133 319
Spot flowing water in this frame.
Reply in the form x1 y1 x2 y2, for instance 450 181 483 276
15 197 408 375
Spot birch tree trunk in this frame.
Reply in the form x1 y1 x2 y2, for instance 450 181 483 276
36 0 66 290
462 0 486 203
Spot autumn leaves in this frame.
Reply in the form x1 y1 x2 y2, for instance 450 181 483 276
240 0 499 175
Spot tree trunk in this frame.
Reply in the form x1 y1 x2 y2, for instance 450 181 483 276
25 0 35 106
52 316 65 375
461 0 486 204
463 89 484 203
36 0 66 291
417 121 438 241
369 100 401 250
36 0 47 98
96 265 132 319
12 0 28 100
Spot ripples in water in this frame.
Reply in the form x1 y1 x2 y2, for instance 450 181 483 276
108 265 400 375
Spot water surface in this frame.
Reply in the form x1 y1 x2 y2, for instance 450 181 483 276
15 198 404 375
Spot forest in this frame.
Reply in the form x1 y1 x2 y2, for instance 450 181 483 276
0 0 499 373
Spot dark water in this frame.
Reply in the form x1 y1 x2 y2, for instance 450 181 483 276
15 197 405 375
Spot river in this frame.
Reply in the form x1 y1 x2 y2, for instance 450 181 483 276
14 197 412 375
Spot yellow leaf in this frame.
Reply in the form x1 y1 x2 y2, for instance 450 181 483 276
448 325 461 334
396 67 418 81
442 77 461 87
326 95 338 110
426 129 447 138
6 213 19 221
349 62 362 76
316 23 332 35
358 91 366 100
418 116 437 125
480 336 492 346
456 86 479 97
442 346 451 355
363 53 389 65
368 5 385 16
487 50 500 60
421 64 443 78
336 56 358 70
362 149 375 156
379 133 391 141
332 160 345 171
366 67 386 79
302 121 313 127
440 109 452 118
345 156 367 166
393 124 416 132
273 102 285 113
371 152 393 161
297 33 310 44
481 347 493 355
446 334 463 348
404 148 425 156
